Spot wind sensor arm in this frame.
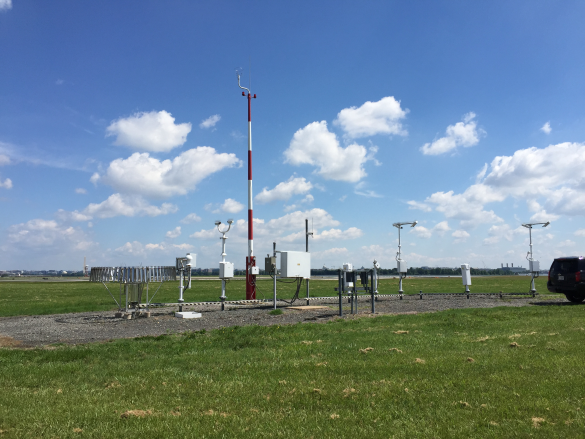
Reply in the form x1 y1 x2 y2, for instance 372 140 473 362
236 71 250 95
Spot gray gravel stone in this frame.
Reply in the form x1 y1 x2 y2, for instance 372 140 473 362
0 294 568 347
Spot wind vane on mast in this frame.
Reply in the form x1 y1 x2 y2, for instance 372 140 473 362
236 69 258 300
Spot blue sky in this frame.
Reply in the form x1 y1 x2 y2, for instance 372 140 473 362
1 0 585 271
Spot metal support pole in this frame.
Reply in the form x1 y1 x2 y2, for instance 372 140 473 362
352 274 357 315
398 225 403 296
238 73 257 301
337 269 343 317
529 227 537 294
273 242 277 310
306 218 312 305
220 231 227 310
221 279 226 311
371 270 375 314
179 269 184 312
420 290 423 300
399 273 403 299
373 260 379 301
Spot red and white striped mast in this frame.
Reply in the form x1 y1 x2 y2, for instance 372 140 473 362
237 71 257 300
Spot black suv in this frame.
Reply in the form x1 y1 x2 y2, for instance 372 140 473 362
547 257 585 303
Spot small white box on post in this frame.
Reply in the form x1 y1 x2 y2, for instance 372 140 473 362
397 260 408 274
461 264 471 294
219 261 234 279
342 262 353 289
529 260 540 273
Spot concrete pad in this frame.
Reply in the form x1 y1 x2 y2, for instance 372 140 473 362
286 306 329 311
175 312 202 319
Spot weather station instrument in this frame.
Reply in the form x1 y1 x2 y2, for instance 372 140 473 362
522 221 550 295
216 219 235 310
236 69 258 300
393 221 417 297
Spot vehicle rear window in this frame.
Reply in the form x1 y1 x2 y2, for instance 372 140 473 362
550 259 579 276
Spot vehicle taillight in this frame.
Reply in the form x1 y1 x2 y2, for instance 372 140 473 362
576 271 582 282
548 271 551 282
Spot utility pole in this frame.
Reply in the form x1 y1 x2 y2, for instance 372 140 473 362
237 70 257 300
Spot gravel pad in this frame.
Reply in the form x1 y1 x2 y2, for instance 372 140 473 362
0 295 567 347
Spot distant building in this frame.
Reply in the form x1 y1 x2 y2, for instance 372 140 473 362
501 262 528 273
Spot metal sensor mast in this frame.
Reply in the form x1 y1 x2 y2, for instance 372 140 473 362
393 221 417 295
522 221 550 294
237 70 258 300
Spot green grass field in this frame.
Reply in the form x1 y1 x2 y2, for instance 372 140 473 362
0 304 584 437
0 276 551 317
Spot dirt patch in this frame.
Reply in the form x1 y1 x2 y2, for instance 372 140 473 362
287 306 330 310
120 409 153 418
0 335 21 347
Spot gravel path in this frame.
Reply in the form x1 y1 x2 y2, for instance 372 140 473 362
0 295 568 348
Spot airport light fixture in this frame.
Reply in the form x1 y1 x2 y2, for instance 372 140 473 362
522 221 550 294
393 221 417 295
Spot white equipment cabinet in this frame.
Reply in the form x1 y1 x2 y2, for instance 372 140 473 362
397 260 408 274
219 261 234 279
280 251 311 279
461 264 472 287
529 260 540 273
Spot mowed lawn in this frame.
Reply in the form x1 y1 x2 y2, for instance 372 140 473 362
0 276 550 317
0 304 584 438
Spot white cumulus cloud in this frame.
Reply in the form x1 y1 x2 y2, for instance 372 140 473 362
411 226 432 239
166 227 181 238
410 222 451 239
191 208 340 243
219 198 244 214
0 0 12 11
483 224 524 245
284 121 370 182
6 219 93 251
255 176 313 204
282 227 363 242
407 200 432 212
106 110 192 152
75 188 87 194
540 122 552 134
334 96 408 138
421 112 482 155
0 176 12 189
84 194 177 219
180 213 202 224
0 154 10 165
452 230 470 243
98 147 241 199
200 114 221 129
59 193 178 221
